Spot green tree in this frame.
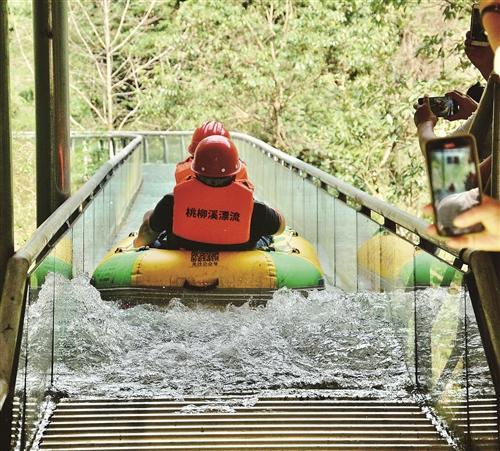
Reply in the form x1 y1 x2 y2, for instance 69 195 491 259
69 0 176 130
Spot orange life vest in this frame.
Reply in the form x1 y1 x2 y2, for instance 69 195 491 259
175 157 250 184
172 178 254 245
235 163 248 180
175 157 193 184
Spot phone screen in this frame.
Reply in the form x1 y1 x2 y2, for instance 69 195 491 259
471 4 489 46
426 136 483 236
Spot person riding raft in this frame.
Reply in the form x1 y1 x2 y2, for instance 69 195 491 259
134 135 285 251
175 120 249 183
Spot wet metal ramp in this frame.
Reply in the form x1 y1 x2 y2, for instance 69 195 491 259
39 397 453 450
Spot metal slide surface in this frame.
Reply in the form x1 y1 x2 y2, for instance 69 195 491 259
39 397 453 450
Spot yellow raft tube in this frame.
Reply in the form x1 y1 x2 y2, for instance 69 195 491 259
92 227 324 292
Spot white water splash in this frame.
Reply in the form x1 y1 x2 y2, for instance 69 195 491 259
28 274 495 402
177 396 260 414
23 275 412 399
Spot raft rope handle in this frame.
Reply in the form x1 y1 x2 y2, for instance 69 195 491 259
115 240 139 253
268 229 300 254
282 230 297 253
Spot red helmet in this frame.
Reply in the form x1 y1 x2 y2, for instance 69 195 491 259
192 136 241 178
188 121 231 155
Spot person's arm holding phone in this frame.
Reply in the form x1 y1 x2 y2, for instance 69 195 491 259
421 4 500 252
414 96 438 156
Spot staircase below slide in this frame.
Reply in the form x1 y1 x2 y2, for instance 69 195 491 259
38 397 454 450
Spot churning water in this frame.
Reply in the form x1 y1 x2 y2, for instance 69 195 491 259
25 272 494 404
25 274 417 400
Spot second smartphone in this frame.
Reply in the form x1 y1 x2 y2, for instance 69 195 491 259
425 135 484 236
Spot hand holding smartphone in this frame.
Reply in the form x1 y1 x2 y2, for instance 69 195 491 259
417 96 458 118
425 135 484 236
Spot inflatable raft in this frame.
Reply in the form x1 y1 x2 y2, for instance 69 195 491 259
357 234 459 289
31 238 73 288
92 228 324 298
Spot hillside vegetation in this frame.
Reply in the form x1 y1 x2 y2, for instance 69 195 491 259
8 0 477 247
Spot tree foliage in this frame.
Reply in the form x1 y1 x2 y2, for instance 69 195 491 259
68 0 178 130
8 0 481 246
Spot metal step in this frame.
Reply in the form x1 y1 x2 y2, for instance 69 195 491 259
39 397 452 450
439 397 499 447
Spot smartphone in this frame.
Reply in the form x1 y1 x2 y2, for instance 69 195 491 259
470 4 489 46
425 135 484 236
418 96 458 118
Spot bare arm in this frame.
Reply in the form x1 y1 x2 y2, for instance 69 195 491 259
416 122 437 157
414 96 438 157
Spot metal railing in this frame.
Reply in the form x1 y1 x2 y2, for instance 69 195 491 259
0 135 143 449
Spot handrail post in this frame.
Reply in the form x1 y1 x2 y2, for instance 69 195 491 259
0 2 15 448
34 0 71 226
